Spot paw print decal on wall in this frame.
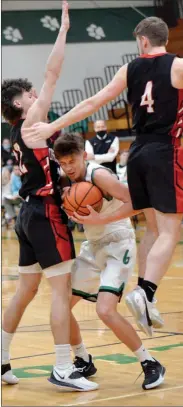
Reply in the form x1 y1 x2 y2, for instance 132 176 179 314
86 24 106 40
3 27 23 43
40 16 60 31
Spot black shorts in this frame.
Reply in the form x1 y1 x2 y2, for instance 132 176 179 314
15 196 75 269
127 136 183 213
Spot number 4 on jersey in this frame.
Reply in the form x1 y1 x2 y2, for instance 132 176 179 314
140 81 154 113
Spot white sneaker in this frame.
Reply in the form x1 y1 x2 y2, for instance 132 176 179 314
136 286 164 329
125 287 153 336
151 297 164 329
48 364 99 392
2 363 19 384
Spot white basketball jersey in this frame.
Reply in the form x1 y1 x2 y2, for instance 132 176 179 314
84 162 134 241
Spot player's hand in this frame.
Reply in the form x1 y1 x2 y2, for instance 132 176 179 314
61 186 70 201
60 0 70 32
70 205 103 225
23 122 54 142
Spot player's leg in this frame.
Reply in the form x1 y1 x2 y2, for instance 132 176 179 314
126 143 183 335
69 242 99 377
137 208 158 286
96 235 165 390
2 206 42 384
32 201 98 392
96 291 165 390
70 295 82 347
70 295 97 377
126 208 164 329
144 211 182 285
2 273 42 385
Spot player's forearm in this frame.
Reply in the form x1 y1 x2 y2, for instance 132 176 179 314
50 98 100 133
45 28 68 81
98 202 141 224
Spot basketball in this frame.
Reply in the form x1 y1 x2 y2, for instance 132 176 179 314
63 182 103 216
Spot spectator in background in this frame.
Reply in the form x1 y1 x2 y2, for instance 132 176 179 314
85 120 119 173
2 165 22 227
116 150 129 184
1 138 15 168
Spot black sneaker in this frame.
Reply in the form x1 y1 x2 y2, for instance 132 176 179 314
74 355 97 377
141 359 166 390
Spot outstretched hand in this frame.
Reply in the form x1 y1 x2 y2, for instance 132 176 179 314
70 205 103 225
61 0 70 32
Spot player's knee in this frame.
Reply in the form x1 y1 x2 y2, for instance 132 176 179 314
96 301 115 322
19 280 39 302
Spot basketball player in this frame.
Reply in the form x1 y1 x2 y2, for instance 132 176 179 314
24 16 183 337
52 132 166 390
1 1 98 392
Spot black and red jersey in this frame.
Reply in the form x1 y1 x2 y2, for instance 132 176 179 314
10 119 61 203
127 53 183 144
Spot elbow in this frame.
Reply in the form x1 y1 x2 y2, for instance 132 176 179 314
44 69 59 85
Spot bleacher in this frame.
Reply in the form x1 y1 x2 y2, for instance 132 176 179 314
49 52 139 149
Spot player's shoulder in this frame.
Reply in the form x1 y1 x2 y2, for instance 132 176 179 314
127 56 145 80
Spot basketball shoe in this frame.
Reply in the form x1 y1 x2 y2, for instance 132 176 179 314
125 287 164 336
74 354 97 377
2 363 19 384
141 359 166 390
48 364 99 391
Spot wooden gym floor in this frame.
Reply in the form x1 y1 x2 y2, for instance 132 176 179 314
2 224 183 406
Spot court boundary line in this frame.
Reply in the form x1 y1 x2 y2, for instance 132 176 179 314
63 385 183 406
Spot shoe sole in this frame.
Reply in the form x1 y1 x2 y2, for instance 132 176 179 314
48 377 99 392
143 366 166 390
125 295 153 337
1 378 19 385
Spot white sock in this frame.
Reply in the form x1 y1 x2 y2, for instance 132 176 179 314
72 342 89 363
55 344 73 371
134 345 155 363
2 330 14 364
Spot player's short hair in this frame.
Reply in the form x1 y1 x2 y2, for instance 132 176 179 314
54 133 85 158
133 16 169 46
1 78 32 124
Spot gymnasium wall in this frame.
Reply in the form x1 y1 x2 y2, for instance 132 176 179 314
2 42 138 100
2 3 154 100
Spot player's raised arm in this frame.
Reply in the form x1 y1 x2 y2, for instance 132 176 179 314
23 64 128 142
22 0 70 146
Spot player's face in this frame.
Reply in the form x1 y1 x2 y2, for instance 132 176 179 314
13 88 37 115
58 152 87 181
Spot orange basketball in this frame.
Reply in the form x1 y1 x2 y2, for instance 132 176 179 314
63 182 103 216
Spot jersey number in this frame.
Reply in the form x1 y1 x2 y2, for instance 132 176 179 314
123 250 130 265
140 81 154 113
